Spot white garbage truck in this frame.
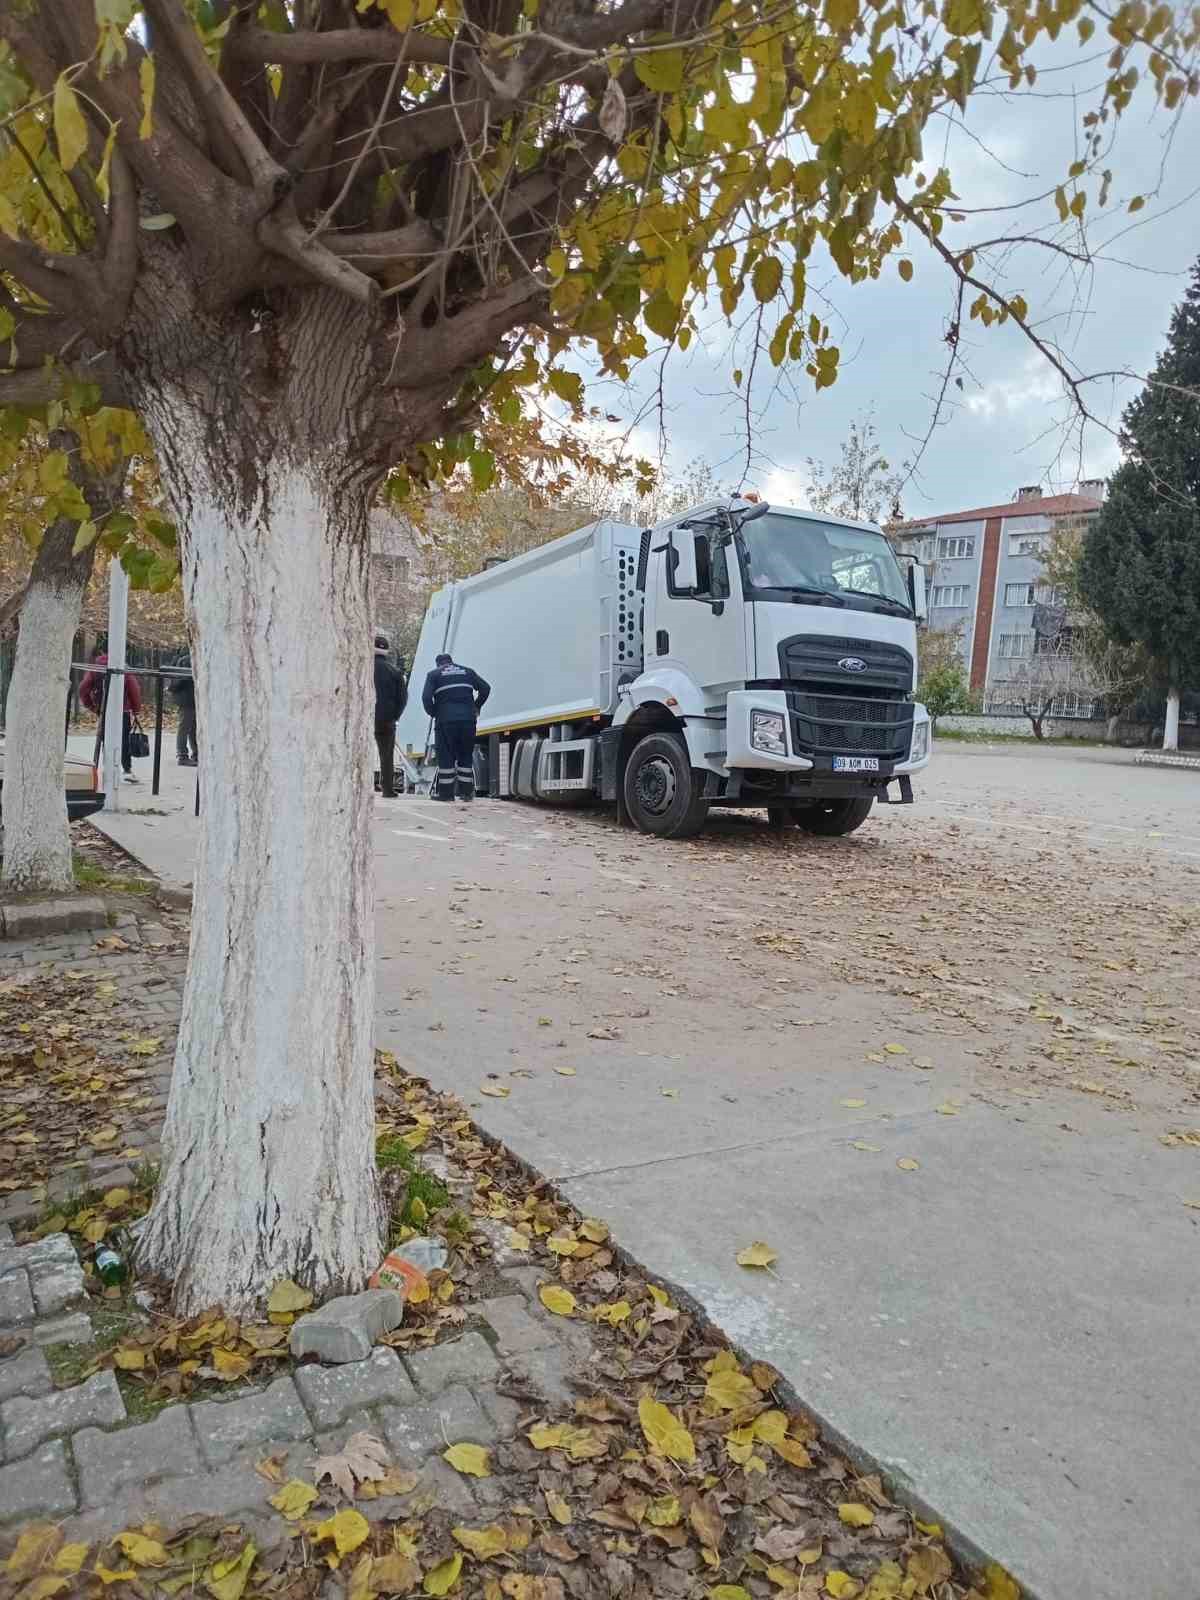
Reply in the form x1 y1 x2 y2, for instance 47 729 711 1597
397 499 931 837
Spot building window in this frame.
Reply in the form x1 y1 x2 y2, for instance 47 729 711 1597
998 633 1031 658
937 536 975 560
1004 581 1062 607
1011 534 1047 556
931 584 971 607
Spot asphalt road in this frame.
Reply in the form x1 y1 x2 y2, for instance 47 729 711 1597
371 743 1200 1600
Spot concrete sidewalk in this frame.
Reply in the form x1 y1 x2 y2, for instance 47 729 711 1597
85 752 1200 1600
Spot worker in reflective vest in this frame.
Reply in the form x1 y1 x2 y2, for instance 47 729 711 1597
421 653 490 801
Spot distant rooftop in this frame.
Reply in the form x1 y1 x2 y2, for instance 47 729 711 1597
894 489 1103 531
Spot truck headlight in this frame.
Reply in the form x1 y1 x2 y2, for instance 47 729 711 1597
751 710 787 756
910 719 929 763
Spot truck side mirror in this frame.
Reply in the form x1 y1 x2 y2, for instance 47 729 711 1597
669 527 699 592
908 561 928 622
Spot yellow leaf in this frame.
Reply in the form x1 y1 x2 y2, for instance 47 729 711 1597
544 1486 573 1524
52 1545 88 1575
825 1575 861 1599
102 1187 131 1208
5 1526 62 1579
592 1298 632 1327
705 1366 759 1410
452 1524 508 1559
19 1577 69 1600
554 1066 577 1076
709 1589 752 1600
269 1479 318 1521
647 1494 681 1526
527 1422 569 1450
112 1344 146 1371
53 74 88 173
94 1565 137 1586
373 1552 422 1593
752 256 783 304
982 1564 1021 1600
898 258 914 282
204 1541 256 1600
538 1285 576 1317
906 1545 952 1593
851 1141 881 1153
752 1410 788 1445
736 1241 777 1268
480 1082 510 1097
266 1278 313 1316
771 1436 813 1469
443 1442 492 1478
115 1533 168 1567
840 1098 866 1109
579 1218 609 1243
638 1396 695 1463
647 1285 670 1307
913 1519 943 1539
896 1158 920 1172
314 1510 370 1557
138 55 155 138
862 1561 903 1599
423 1554 463 1596
348 1554 374 1600
935 1102 960 1116
505 1229 532 1251
883 1043 908 1055
837 1502 875 1528
128 1038 160 1056
546 1234 578 1256
213 1347 253 1381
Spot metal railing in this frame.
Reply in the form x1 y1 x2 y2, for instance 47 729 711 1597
69 661 199 814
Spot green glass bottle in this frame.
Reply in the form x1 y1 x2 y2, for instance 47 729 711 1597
94 1245 127 1287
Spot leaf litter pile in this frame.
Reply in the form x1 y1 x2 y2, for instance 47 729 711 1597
2 1055 1021 1600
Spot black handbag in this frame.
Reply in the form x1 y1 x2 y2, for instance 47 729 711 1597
129 717 150 760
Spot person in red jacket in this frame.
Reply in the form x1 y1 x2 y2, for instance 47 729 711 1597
80 650 142 783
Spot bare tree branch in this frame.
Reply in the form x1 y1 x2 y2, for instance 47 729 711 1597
232 25 452 69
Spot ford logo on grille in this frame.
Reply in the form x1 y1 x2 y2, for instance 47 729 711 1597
837 656 868 672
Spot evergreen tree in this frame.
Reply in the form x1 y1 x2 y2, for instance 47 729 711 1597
1079 262 1200 749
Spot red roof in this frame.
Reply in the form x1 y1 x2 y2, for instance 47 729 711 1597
894 492 1102 530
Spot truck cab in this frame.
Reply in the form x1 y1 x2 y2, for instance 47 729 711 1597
614 500 930 836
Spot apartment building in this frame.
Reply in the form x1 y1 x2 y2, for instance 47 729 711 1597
892 483 1105 713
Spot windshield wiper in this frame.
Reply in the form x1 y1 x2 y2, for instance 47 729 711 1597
836 588 912 616
785 587 845 606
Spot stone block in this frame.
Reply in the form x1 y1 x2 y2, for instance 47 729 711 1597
403 1333 499 1397
29 1255 87 1317
0 1225 12 1247
0 1440 77 1523
65 1457 278 1550
476 1387 524 1437
378 1384 497 1465
0 1343 52 1404
1 1369 125 1461
0 1270 34 1328
478 1296 559 1357
289 1290 405 1365
74 1404 201 1504
0 896 108 939
295 1346 414 1429
191 1375 312 1467
499 1345 581 1409
0 1234 77 1274
28 1312 92 1347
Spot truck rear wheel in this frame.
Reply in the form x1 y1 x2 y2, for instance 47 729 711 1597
623 733 709 838
794 797 874 836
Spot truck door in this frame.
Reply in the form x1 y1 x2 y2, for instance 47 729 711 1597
653 523 747 700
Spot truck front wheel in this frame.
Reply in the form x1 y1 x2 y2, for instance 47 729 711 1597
623 733 709 838
794 797 874 836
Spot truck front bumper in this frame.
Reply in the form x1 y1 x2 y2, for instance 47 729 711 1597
724 690 931 777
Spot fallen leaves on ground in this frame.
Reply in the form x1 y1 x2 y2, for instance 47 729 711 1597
442 1442 492 1478
736 1241 778 1269
311 1431 391 1499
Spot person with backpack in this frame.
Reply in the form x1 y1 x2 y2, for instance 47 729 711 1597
373 632 407 798
79 649 143 783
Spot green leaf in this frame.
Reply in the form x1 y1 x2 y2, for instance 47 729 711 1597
71 520 100 556
663 241 689 306
140 213 177 231
751 255 783 304
547 368 584 408
53 74 88 173
642 292 679 340
0 306 14 343
468 449 495 491
139 55 155 139
634 46 684 94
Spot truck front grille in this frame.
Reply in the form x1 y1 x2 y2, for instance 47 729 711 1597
788 691 913 760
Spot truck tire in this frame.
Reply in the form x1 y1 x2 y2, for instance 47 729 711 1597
794 797 874 836
766 806 796 829
623 733 709 839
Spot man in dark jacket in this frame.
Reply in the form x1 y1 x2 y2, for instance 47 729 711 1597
171 660 198 766
373 632 407 797
421 652 489 801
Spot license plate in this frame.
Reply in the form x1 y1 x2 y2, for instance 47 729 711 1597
832 756 879 772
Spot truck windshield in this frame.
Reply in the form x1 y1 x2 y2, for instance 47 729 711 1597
738 513 911 612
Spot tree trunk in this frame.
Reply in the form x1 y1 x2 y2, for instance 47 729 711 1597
133 303 385 1314
0 528 90 896
1163 685 1180 751
1030 716 1044 740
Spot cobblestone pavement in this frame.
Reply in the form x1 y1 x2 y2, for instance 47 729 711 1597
0 911 187 1230
0 1215 583 1549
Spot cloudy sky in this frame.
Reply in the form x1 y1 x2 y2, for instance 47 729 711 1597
576 37 1200 522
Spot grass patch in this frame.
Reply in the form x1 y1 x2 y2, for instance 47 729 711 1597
44 1301 141 1388
73 858 156 895
376 1133 451 1233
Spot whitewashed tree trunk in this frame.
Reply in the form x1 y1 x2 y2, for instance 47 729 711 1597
1 571 85 895
134 325 385 1313
1163 685 1180 751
